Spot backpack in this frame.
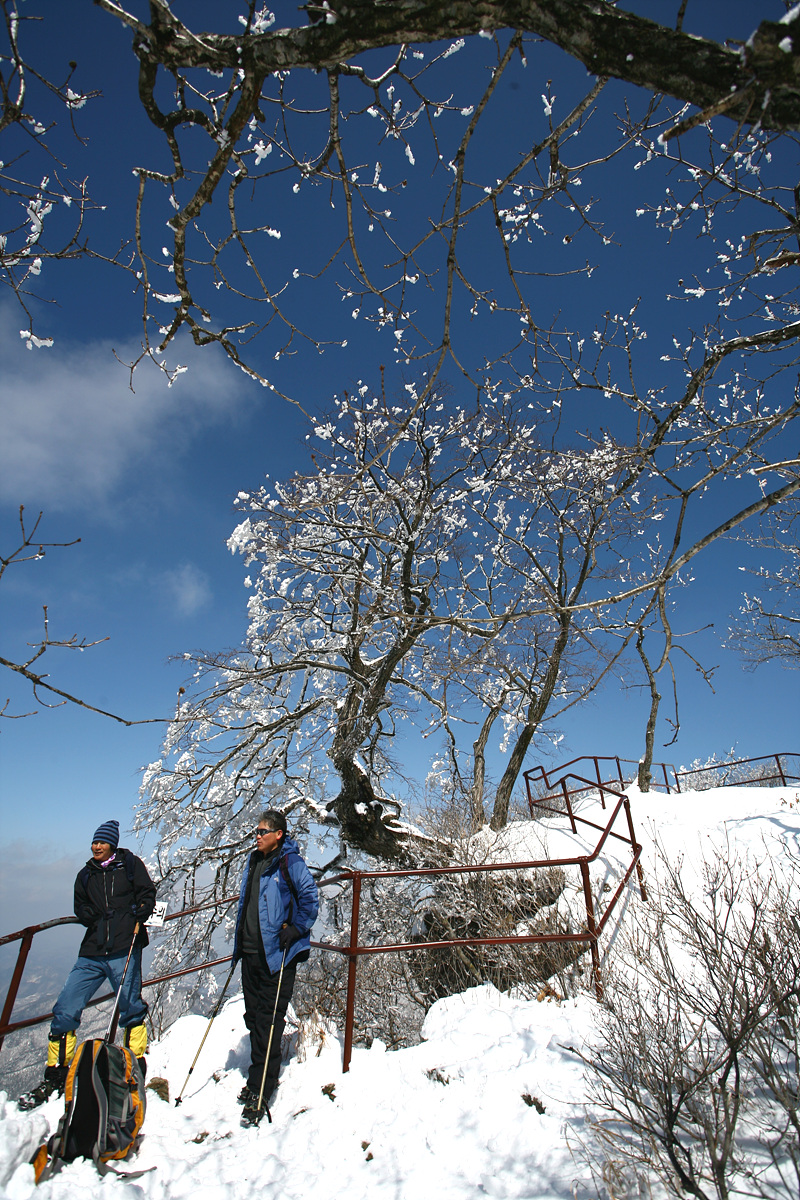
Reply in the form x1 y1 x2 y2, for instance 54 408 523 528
31 1040 146 1183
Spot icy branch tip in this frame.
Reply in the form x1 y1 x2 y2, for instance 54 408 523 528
20 330 54 349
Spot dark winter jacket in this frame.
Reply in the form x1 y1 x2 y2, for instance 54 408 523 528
233 836 319 973
74 849 157 958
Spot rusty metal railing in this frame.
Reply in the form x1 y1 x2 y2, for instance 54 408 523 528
320 775 646 1070
524 752 799 809
1 777 646 1075
673 752 799 791
524 755 677 807
4 751 795 1076
0 895 241 1054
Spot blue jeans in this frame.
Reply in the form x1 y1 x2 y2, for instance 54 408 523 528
50 951 146 1036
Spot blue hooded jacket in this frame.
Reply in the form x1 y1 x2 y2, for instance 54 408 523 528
233 836 319 973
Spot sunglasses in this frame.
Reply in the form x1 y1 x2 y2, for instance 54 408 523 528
255 827 276 837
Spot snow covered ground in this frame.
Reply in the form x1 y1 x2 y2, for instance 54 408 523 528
0 782 797 1200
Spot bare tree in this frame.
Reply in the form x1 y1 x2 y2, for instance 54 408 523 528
137 390 571 872
4 3 799 977
139 337 796 893
85 0 800 372
631 590 717 792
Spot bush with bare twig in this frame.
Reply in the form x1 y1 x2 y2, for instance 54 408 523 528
580 842 799 1200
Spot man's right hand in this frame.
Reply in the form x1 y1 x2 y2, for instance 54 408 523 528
278 923 303 951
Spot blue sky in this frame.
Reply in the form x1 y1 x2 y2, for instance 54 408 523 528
1 0 798 938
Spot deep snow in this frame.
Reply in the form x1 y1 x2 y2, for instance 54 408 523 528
0 782 797 1200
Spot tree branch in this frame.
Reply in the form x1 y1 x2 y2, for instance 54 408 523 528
95 0 800 132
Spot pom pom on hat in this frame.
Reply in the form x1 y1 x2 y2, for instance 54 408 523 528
92 820 120 848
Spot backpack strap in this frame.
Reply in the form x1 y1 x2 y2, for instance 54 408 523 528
279 853 300 925
90 1043 112 1165
121 850 141 918
122 850 136 886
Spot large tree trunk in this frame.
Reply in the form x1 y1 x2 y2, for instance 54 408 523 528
489 618 571 830
636 626 661 794
327 759 414 861
490 721 538 831
470 700 506 832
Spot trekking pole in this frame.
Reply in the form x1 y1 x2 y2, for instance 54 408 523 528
105 922 141 1044
256 947 288 1124
175 961 239 1106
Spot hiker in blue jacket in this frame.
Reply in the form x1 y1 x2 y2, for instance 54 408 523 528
233 810 319 1125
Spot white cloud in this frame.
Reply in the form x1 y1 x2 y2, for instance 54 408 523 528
161 562 212 616
0 314 246 508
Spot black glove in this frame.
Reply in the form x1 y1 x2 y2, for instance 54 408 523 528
278 923 302 951
76 905 101 928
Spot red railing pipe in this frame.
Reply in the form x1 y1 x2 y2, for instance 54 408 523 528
673 752 798 789
561 777 577 833
623 797 648 902
342 873 362 1074
0 900 241 1044
0 930 35 1054
580 860 602 1001
596 841 645 939
523 756 682 811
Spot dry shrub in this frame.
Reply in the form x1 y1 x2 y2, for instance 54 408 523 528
581 842 800 1200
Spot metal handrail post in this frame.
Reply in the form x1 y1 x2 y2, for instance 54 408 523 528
342 872 362 1074
776 754 787 786
0 929 34 1054
580 860 603 1001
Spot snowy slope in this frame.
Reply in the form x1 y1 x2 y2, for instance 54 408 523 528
1 783 797 1200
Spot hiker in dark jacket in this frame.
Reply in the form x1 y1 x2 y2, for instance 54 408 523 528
18 820 156 1111
233 810 319 1126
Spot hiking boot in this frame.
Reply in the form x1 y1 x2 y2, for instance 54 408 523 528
240 1096 267 1127
18 1065 68 1112
237 1084 255 1106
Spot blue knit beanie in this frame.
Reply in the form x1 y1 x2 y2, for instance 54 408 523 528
92 820 120 848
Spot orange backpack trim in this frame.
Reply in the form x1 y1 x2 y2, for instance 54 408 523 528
30 1144 49 1185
